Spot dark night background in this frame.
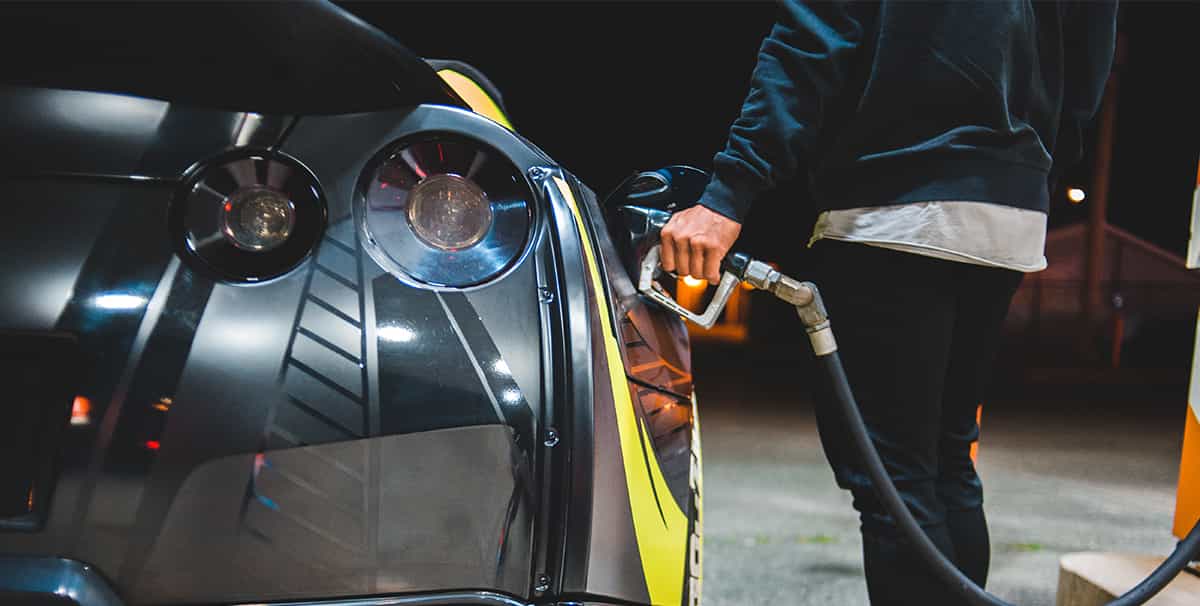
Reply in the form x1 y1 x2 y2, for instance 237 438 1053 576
344 0 1199 266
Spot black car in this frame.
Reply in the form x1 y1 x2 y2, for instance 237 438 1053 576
0 3 702 606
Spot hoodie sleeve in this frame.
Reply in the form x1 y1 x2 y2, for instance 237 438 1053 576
699 1 873 223
1048 0 1118 190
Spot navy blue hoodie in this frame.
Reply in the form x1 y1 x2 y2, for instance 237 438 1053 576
701 0 1118 222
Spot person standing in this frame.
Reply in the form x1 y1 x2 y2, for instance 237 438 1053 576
659 1 1117 603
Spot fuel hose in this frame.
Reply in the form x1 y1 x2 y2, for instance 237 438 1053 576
724 255 1200 605
818 351 1200 606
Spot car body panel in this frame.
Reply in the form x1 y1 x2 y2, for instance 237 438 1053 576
543 178 697 606
132 426 530 602
0 3 701 604
0 2 464 115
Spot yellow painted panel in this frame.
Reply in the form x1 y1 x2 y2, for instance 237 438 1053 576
554 176 689 605
437 69 514 131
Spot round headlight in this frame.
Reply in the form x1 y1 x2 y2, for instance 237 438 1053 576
358 135 532 288
171 152 325 282
406 173 493 250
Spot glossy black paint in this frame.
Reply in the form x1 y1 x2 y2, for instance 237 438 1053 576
0 333 79 532
0 3 702 601
0 102 560 603
0 2 464 115
279 105 549 450
0 84 255 574
529 173 599 598
373 280 501 433
605 166 709 215
0 557 123 606
0 87 292 182
0 553 543 606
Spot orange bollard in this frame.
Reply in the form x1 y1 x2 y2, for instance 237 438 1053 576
1174 311 1200 540
1176 162 1200 539
970 404 982 463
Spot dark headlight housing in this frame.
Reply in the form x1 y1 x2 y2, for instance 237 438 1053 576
357 133 533 288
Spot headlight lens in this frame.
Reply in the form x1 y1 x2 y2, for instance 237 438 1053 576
222 187 296 251
406 173 492 250
359 135 532 288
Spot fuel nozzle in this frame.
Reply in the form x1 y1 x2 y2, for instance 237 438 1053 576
725 254 838 357
637 245 743 329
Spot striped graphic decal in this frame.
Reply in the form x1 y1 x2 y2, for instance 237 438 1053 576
271 219 369 446
243 218 374 572
554 176 689 605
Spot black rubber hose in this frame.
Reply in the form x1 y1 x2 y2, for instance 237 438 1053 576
817 351 1200 606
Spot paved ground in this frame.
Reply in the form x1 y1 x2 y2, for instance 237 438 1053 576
693 344 1187 606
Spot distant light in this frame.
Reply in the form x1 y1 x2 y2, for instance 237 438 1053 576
378 324 416 343
1067 188 1086 203
501 388 522 404
144 440 161 451
681 276 706 288
70 396 91 426
152 397 171 412
92 293 147 310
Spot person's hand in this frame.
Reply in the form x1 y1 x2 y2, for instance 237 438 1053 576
660 205 742 284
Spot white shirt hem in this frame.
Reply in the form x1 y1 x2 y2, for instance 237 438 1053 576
810 233 1048 272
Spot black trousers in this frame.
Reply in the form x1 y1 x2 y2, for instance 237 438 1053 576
809 240 1023 605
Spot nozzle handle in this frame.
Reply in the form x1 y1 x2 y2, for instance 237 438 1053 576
638 245 742 329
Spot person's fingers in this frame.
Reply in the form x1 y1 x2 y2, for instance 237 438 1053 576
689 238 707 282
702 239 723 284
659 205 744 282
660 224 677 273
674 235 691 279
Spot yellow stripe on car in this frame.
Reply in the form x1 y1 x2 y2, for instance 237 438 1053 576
554 176 689 606
437 69 515 130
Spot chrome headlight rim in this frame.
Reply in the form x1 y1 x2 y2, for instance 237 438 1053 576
356 131 536 290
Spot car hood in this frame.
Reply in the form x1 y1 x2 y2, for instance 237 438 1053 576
0 0 464 115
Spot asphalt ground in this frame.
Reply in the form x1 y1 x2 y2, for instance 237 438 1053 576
692 343 1188 606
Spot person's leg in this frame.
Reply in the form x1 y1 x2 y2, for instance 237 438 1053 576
810 240 961 605
937 264 1024 586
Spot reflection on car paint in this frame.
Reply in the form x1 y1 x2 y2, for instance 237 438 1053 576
1 71 703 606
